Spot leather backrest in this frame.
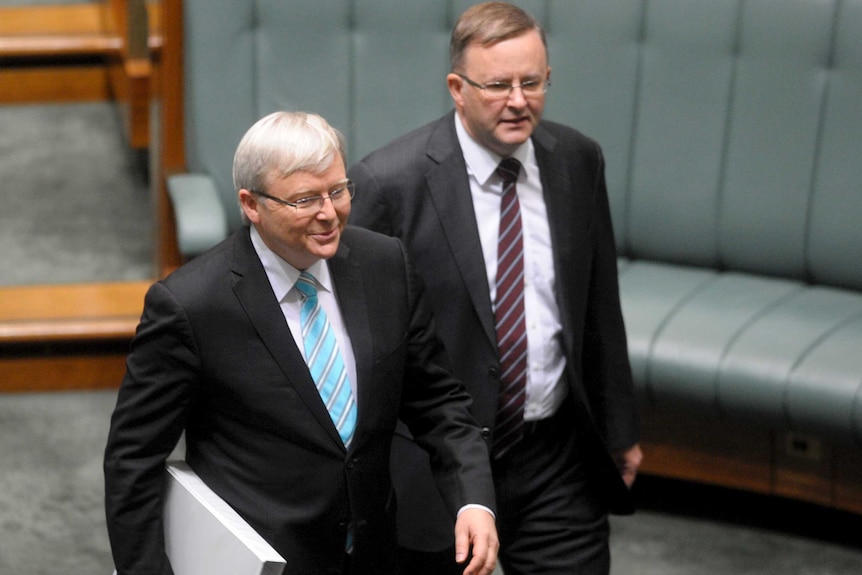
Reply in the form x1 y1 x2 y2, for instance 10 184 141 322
181 0 861 290
807 0 862 289
544 0 643 253
183 0 469 231
718 0 836 279
545 0 860 289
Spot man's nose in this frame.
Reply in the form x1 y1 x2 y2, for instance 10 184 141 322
506 85 529 106
316 195 338 218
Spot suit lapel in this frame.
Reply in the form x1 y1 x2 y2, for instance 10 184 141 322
425 115 497 347
229 229 346 450
533 124 576 262
532 124 590 356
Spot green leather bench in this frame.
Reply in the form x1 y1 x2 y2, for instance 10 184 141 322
160 0 862 510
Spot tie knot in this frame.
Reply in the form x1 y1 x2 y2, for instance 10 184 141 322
295 272 319 299
496 158 521 184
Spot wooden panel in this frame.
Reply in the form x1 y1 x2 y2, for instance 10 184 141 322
834 446 862 515
0 282 147 391
638 406 774 494
0 36 119 58
103 0 153 147
774 432 833 508
154 0 184 274
640 437 774 495
637 405 862 516
0 4 104 36
0 65 112 103
0 4 118 60
0 281 149 322
0 281 148 343
0 318 139 343
0 355 128 392
108 56 153 147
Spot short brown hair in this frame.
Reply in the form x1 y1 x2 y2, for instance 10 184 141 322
449 2 547 71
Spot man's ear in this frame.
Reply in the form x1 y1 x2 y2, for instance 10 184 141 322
447 73 466 109
238 188 261 224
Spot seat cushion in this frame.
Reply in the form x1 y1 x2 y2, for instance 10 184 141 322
619 260 862 445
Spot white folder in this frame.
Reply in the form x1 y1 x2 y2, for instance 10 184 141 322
162 461 286 575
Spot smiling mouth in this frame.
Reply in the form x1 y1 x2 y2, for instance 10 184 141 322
312 228 338 240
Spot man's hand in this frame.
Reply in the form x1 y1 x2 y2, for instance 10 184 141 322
454 507 498 575
614 443 643 488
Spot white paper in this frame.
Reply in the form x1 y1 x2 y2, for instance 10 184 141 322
162 461 286 575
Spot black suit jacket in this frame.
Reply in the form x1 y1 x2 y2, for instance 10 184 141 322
104 225 495 575
348 111 637 550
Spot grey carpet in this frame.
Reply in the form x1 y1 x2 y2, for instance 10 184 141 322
1 391 860 575
0 102 153 286
0 391 115 575
611 478 862 575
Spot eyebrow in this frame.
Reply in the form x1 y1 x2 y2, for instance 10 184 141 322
288 179 350 198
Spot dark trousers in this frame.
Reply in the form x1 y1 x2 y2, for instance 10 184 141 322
396 402 611 575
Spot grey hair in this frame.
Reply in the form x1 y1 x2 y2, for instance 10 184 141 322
233 111 346 222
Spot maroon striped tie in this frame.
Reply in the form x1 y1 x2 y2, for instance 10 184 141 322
492 158 527 458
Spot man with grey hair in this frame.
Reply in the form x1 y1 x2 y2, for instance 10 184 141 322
105 111 498 575
349 3 641 574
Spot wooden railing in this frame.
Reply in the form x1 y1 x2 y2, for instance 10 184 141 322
0 281 150 391
0 0 159 149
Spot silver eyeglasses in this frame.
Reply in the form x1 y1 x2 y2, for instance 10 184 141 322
253 181 355 213
456 73 550 99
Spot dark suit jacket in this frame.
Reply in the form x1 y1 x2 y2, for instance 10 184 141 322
104 225 495 575
348 111 638 550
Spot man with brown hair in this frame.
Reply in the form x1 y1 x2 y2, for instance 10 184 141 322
349 3 642 574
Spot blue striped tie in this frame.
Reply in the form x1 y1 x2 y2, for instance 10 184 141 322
295 272 357 448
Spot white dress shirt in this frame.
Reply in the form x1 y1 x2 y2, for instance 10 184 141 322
454 114 568 421
250 226 358 401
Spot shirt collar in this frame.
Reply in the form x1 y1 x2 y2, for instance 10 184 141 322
453 112 533 187
249 225 333 301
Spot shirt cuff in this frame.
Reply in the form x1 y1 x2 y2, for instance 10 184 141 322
456 504 496 520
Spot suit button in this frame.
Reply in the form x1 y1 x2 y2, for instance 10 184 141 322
346 457 358 469
488 366 499 378
481 427 492 439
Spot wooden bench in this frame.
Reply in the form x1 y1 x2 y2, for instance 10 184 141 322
0 0 160 149
0 281 149 391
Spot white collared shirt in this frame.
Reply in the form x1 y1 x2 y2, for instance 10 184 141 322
249 226 358 400
454 114 568 421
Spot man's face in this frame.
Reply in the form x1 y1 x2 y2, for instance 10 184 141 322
448 30 550 158
239 158 350 270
